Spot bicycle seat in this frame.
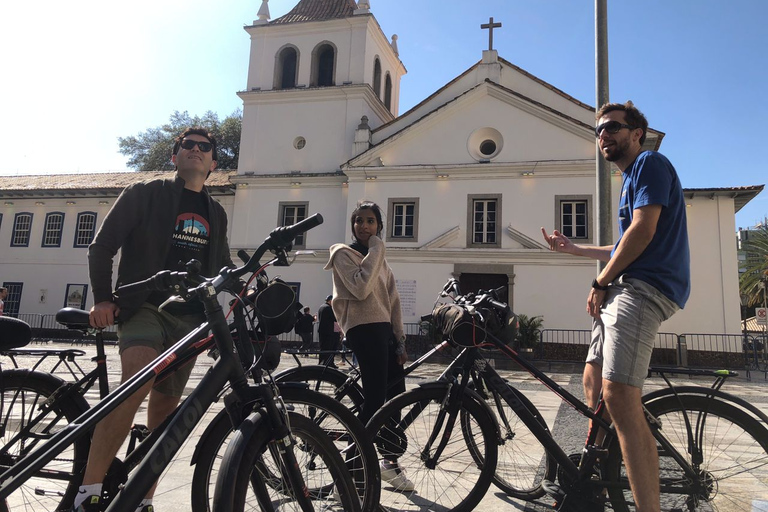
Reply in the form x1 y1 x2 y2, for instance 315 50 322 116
0 316 32 350
55 307 92 330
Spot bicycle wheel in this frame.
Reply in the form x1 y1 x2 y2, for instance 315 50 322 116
366 384 498 512
191 386 379 512
273 365 365 414
469 378 556 500
0 369 90 512
230 412 361 512
606 394 768 511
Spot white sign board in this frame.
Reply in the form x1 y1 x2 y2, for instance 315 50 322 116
396 279 417 318
757 307 768 326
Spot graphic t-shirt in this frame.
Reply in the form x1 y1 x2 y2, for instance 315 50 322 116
148 188 211 315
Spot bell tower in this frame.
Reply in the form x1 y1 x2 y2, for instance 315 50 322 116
237 0 407 175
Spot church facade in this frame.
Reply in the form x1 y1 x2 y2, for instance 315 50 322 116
0 0 762 346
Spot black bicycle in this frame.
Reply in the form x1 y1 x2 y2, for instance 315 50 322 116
364 279 768 512
0 214 362 512
273 331 556 502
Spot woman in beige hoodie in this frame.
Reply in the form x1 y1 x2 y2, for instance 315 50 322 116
324 200 414 491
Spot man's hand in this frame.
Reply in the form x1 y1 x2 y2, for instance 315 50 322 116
397 350 408 366
541 227 576 254
90 301 119 328
587 288 607 318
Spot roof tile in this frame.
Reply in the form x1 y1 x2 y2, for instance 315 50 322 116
271 0 358 24
0 171 235 194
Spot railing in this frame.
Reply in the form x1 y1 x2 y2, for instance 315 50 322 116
535 328 768 375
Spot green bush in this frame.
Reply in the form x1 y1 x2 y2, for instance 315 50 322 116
515 314 543 349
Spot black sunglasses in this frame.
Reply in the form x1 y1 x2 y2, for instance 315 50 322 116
595 121 633 138
180 139 213 152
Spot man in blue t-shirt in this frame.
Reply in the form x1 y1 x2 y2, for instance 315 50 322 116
542 101 689 512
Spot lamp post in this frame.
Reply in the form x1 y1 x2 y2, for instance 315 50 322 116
741 293 751 367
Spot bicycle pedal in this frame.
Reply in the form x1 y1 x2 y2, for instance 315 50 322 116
542 479 566 501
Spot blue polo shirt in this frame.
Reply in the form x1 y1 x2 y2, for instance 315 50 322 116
613 151 690 308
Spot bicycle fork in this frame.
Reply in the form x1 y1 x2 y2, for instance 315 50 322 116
420 379 468 469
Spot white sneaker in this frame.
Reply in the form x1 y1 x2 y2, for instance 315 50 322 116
380 461 415 492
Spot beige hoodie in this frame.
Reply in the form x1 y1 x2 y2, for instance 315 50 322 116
323 235 405 351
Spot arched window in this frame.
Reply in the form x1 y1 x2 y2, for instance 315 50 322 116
312 43 336 87
42 212 65 247
384 73 393 110
275 46 298 90
74 212 97 248
373 58 382 97
11 213 33 247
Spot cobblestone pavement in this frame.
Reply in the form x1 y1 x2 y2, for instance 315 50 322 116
3 341 768 512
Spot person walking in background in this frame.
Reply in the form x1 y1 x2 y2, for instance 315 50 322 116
77 127 235 512
295 306 315 352
325 200 413 491
542 101 689 512
317 295 337 367
0 287 8 316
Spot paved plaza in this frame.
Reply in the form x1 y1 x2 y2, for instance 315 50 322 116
3 341 768 511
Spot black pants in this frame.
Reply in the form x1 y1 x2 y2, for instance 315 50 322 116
298 332 313 350
318 331 340 365
346 322 405 425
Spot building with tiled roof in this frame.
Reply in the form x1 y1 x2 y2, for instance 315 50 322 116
1 0 763 348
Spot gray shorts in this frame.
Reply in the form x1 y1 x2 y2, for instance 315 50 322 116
117 303 203 397
586 276 679 389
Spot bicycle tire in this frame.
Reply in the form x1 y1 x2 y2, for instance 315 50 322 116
366 384 498 512
0 369 90 512
228 411 361 512
468 378 557 500
273 365 365 414
191 386 379 512
605 394 768 511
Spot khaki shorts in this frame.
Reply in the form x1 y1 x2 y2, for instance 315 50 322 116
587 276 679 389
117 303 203 396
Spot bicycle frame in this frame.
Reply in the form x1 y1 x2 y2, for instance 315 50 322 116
433 334 717 499
0 214 325 512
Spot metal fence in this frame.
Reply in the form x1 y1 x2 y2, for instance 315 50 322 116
14 311 768 375
536 328 767 373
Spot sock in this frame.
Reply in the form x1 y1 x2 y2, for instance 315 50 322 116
73 483 102 508
136 498 153 511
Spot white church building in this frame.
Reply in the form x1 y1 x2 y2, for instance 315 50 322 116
0 0 762 348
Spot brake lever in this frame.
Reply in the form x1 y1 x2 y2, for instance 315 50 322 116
158 294 186 311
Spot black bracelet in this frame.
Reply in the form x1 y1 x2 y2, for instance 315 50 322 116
591 278 609 291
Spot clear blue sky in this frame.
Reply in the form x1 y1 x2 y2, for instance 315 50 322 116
2 0 766 228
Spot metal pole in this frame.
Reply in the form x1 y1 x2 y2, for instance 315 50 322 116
596 0 611 271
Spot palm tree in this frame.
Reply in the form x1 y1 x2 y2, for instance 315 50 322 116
739 222 768 308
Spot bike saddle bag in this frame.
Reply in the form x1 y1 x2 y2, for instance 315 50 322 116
254 278 297 335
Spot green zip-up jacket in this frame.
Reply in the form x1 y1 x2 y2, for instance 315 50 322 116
88 175 234 322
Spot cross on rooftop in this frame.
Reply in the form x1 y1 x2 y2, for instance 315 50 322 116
481 17 502 51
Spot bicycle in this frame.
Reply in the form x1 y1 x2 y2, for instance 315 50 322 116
274 299 557 501
364 279 768 512
0 214 363 512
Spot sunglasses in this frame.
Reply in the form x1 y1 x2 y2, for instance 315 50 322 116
595 121 633 138
180 139 213 152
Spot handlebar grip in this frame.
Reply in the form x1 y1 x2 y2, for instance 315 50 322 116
269 213 324 244
237 249 250 264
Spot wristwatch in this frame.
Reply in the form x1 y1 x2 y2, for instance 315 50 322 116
591 278 609 291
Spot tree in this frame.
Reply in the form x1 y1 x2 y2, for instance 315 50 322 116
739 221 768 308
118 110 242 171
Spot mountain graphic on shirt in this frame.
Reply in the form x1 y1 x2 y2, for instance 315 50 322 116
175 214 209 236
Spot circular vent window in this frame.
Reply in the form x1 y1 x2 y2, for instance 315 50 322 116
467 128 503 161
293 137 306 150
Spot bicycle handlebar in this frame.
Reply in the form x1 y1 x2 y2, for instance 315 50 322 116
116 213 324 298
